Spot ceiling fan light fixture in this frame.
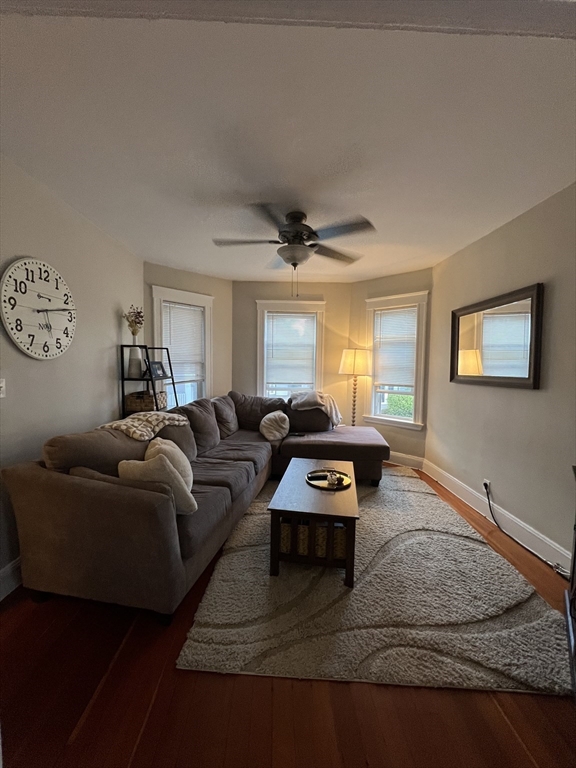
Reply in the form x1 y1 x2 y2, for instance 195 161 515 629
277 243 315 267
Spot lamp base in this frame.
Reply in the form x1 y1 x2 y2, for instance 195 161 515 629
351 375 358 427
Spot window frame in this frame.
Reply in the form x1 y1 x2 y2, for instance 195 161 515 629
364 291 428 430
152 285 214 401
256 300 326 398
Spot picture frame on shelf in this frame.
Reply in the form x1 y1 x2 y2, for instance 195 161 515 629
149 360 168 379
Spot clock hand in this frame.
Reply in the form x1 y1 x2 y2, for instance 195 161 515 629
36 293 52 302
43 310 53 339
35 308 76 313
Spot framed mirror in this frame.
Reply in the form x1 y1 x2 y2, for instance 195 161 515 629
450 283 544 389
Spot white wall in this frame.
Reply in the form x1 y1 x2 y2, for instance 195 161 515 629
426 184 575 553
0 156 143 579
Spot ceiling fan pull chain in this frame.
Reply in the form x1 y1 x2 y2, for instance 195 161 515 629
291 265 294 298
296 265 299 297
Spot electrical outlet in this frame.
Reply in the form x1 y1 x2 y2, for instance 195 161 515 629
483 479 490 492
0 379 5 398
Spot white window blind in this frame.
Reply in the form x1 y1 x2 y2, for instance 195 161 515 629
482 313 531 377
162 301 205 404
373 307 418 387
264 312 317 398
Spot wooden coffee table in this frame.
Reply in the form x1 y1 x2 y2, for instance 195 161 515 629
269 458 359 587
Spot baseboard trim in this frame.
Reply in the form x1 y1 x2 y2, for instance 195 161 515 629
389 451 424 469
0 557 22 601
421 460 571 573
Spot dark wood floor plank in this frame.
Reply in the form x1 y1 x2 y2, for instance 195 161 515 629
311 681 343 768
2 600 133 768
248 676 273 768
350 682 388 768
329 681 369 768
176 671 234 768
223 674 255 768
368 685 418 768
148 672 199 768
271 678 296 768
293 680 324 768
492 692 576 767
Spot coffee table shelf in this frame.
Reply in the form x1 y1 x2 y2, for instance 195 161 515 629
268 458 359 587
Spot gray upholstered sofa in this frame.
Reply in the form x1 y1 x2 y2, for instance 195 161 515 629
2 391 389 616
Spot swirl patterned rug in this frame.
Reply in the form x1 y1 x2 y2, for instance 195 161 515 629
177 467 570 693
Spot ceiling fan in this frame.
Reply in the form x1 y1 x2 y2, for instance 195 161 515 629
213 204 375 268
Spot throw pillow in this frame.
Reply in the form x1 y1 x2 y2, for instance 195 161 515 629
157 420 197 461
212 395 239 438
259 410 290 441
118 454 198 515
176 399 220 454
228 391 286 431
145 437 193 490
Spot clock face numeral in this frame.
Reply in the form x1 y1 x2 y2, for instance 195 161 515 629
1 258 76 360
13 279 27 295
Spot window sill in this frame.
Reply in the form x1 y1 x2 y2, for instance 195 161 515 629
362 415 425 431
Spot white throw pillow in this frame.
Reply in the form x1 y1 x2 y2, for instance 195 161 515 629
118 454 198 515
145 437 193 491
259 410 290 441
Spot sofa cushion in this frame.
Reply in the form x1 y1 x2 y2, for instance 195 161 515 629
285 405 333 433
69 466 175 505
228 391 286 431
145 437 193 490
200 442 272 475
43 429 147 475
176 484 232 559
211 395 239 438
279 426 391 462
175 399 220 455
191 458 255 500
118 454 198 514
259 410 290 441
157 421 197 462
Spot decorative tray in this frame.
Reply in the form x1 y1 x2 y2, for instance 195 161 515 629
305 468 352 491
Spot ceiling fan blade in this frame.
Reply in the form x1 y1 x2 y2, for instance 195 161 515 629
250 203 285 230
213 238 281 246
314 244 361 265
314 215 375 241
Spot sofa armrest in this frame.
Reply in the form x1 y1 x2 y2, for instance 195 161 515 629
2 462 186 614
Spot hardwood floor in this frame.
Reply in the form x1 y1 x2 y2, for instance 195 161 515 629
1 473 574 768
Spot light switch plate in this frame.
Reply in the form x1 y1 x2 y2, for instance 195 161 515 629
0 379 5 398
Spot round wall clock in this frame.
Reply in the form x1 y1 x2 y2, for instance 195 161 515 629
1 258 77 359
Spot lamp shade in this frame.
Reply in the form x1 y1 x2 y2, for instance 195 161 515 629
339 348 372 376
458 349 483 376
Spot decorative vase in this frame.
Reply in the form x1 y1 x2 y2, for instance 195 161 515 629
127 336 143 378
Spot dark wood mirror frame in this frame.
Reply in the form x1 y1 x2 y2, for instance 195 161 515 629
450 283 544 389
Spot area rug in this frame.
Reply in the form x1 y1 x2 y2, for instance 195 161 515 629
177 467 571 694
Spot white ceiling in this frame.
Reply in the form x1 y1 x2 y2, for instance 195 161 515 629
1 14 574 282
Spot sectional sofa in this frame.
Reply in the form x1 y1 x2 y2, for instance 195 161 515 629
2 392 390 616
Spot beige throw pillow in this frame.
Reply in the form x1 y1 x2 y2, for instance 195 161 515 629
259 410 290 441
145 437 193 490
118 454 197 515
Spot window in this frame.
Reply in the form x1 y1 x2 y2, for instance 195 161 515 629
365 291 428 429
256 300 325 398
152 286 213 409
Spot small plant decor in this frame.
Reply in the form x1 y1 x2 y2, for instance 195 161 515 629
123 305 144 338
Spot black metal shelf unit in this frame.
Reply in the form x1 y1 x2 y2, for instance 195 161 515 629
120 345 179 418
